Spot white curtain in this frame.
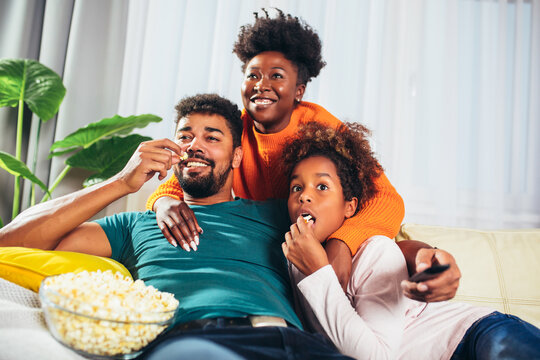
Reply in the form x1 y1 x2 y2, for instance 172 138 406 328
1 0 538 229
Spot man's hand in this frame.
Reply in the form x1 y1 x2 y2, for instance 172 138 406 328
324 239 352 292
154 197 202 251
401 247 461 302
282 217 329 276
115 139 182 194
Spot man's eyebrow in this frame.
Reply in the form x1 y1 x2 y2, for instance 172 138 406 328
176 126 224 134
204 126 224 135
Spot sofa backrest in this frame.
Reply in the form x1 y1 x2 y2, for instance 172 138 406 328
396 223 540 329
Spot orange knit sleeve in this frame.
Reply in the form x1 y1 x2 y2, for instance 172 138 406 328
329 172 405 256
145 175 184 210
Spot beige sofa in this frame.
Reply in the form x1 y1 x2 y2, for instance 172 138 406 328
396 223 540 328
1 223 539 359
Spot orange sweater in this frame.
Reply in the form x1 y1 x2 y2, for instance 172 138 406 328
146 102 404 255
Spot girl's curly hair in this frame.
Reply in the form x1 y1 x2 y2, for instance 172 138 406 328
282 122 383 215
233 8 326 84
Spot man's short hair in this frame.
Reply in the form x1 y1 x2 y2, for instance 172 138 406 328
175 94 243 148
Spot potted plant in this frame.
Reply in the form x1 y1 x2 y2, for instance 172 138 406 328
0 58 161 227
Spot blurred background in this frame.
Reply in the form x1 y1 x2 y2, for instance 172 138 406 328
0 0 538 229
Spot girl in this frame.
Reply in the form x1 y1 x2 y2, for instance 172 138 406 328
282 122 540 360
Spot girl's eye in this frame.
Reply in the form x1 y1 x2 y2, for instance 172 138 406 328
272 73 284 79
317 184 329 191
291 185 302 193
207 136 219 141
246 73 257 80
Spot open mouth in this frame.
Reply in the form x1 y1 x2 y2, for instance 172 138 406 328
301 213 316 223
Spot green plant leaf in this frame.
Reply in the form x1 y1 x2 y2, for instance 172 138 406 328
0 151 50 194
0 59 66 121
65 134 152 187
50 114 161 155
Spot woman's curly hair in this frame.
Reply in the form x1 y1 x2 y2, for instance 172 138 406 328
233 8 326 85
282 122 383 215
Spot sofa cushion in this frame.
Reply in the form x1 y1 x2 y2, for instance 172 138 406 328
396 224 540 328
0 247 132 292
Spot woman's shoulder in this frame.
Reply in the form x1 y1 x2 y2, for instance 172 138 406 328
295 101 342 126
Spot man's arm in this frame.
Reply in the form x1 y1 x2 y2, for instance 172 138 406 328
397 240 461 302
0 139 181 255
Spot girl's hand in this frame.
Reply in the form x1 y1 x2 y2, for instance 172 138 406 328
154 196 202 251
282 216 329 275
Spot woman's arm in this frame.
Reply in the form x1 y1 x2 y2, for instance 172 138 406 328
329 172 404 255
145 175 201 251
145 175 184 210
293 237 408 359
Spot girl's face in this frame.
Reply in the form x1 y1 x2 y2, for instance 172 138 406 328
287 156 357 243
241 51 306 134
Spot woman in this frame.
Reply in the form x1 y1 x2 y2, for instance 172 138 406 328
282 122 540 360
146 9 457 300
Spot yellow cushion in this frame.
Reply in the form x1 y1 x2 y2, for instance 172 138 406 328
396 224 540 328
0 247 132 292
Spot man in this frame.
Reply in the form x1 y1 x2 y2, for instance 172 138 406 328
0 94 351 360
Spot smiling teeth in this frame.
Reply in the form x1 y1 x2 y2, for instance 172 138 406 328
187 161 208 167
254 99 273 105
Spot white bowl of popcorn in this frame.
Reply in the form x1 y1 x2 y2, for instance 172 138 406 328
39 271 178 359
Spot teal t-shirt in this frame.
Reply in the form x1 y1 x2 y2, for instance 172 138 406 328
94 198 301 329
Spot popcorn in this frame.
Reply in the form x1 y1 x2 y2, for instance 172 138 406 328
180 152 188 161
40 270 178 357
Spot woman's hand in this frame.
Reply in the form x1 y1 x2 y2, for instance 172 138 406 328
401 247 461 302
153 196 203 251
324 239 352 292
282 216 329 276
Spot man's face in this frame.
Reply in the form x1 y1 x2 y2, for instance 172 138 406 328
173 113 240 198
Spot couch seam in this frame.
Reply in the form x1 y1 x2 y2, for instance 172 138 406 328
487 235 510 314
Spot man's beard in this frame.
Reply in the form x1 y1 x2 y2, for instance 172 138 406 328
175 159 233 198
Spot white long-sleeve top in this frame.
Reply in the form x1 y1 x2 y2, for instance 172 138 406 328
289 236 494 360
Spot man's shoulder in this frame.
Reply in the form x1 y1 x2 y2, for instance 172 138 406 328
224 198 289 227
94 211 154 228
234 198 287 212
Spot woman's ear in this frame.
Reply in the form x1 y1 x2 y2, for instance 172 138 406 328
344 197 358 219
232 146 243 169
295 84 306 102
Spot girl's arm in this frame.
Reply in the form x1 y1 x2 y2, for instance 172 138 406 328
292 236 409 359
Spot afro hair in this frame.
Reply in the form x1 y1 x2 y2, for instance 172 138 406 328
282 122 383 215
233 8 326 84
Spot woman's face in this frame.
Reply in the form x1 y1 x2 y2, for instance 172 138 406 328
287 156 357 243
241 51 306 134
